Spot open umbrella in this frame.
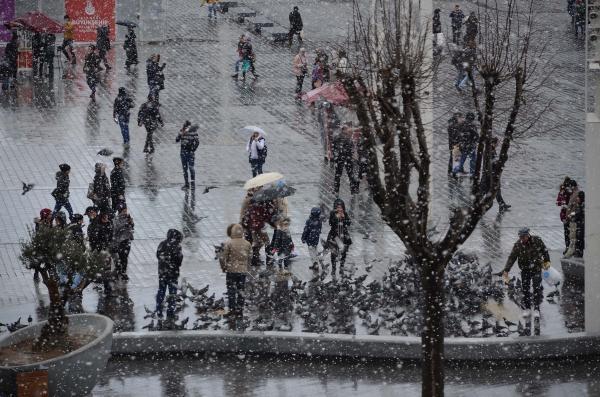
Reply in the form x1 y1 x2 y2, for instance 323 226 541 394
116 20 138 28
244 172 284 190
302 82 349 105
251 181 296 202
239 126 267 137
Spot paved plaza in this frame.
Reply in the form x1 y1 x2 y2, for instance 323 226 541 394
0 0 585 342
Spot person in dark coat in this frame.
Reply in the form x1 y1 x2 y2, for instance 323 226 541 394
4 32 18 82
124 27 138 69
433 9 442 54
449 4 465 44
52 163 74 221
176 121 200 189
463 12 478 47
91 163 111 214
447 112 463 175
32 32 44 79
113 87 134 145
85 206 100 249
146 54 166 101
502 228 550 318
43 34 56 81
302 207 323 270
332 124 358 195
95 211 114 294
456 112 478 176
112 203 134 280
326 198 352 277
556 177 575 253
138 95 164 154
110 157 126 211
96 25 111 70
155 229 183 318
240 36 258 79
288 6 304 45
33 208 53 281
68 214 85 245
83 45 101 100
270 217 294 270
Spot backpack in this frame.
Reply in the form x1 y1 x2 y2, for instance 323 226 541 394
257 140 267 162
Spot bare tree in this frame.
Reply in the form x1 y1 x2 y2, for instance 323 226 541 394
339 0 542 395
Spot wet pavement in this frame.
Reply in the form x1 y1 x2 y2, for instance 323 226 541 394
92 353 600 396
0 0 585 340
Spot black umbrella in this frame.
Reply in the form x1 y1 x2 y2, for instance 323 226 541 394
251 182 296 203
116 20 138 28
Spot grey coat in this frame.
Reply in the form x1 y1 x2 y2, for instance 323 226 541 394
113 213 134 243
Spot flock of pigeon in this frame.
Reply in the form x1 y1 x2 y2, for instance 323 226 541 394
133 253 559 337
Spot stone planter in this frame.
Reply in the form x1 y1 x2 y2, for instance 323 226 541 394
0 313 113 396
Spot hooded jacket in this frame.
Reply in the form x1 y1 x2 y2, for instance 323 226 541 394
157 229 183 279
302 207 322 247
220 224 251 274
92 164 111 204
113 89 134 120
138 100 163 130
110 166 126 198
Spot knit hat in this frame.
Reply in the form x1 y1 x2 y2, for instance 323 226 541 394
59 163 71 172
40 208 52 219
518 227 530 237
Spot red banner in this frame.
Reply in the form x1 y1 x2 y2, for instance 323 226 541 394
65 0 115 42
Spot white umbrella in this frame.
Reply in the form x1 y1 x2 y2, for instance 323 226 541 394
244 172 284 190
239 125 267 137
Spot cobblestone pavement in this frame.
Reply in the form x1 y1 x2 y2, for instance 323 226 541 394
0 0 584 336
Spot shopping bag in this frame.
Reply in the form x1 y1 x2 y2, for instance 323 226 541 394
542 266 563 287
300 30 305 40
435 32 445 47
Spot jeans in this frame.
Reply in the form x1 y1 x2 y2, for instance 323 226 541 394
307 245 322 266
459 68 477 90
235 58 241 73
457 149 476 175
208 3 218 17
144 127 156 153
53 199 73 220
250 158 263 177
86 74 97 94
118 117 130 144
156 275 178 316
330 243 349 273
521 269 543 310
295 75 305 94
452 26 462 44
334 158 358 194
180 150 196 184
226 273 246 313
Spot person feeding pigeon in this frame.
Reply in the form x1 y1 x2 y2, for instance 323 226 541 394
502 227 551 318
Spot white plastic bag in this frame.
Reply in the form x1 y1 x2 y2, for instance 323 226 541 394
434 32 445 47
542 266 563 287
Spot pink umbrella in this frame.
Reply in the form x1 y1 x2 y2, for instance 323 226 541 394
302 82 349 105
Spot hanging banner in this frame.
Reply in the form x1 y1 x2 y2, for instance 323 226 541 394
0 0 15 42
65 0 115 42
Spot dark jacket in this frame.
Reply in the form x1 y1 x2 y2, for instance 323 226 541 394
5 37 18 67
289 9 303 31
301 207 322 247
459 120 479 152
433 12 442 34
83 52 101 76
113 91 134 121
332 132 354 163
447 117 461 148
110 167 126 198
138 101 163 130
241 41 254 61
124 30 138 63
146 59 165 87
450 9 465 28
52 171 70 200
68 223 85 247
93 170 111 205
176 125 200 153
503 235 550 273
465 16 478 37
157 229 183 279
113 213 134 243
271 228 294 256
87 217 100 250
96 26 111 51
90 218 113 252
327 199 352 244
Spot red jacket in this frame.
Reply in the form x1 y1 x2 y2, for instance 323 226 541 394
556 190 570 222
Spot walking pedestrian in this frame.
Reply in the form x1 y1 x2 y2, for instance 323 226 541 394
311 59 324 89
333 123 358 194
32 32 44 79
292 47 308 96
44 34 56 81
112 203 134 280
219 223 251 317
433 9 443 55
240 36 258 79
335 49 349 80
565 186 584 258
62 15 76 66
176 121 200 190
457 45 477 91
447 112 463 175
68 213 85 243
85 206 99 247
113 87 134 145
315 48 330 83
456 112 478 176
124 26 138 69
89 163 112 214
4 32 18 85
246 130 267 177
573 191 585 258
463 11 478 48
138 95 164 154
231 35 245 79
155 229 183 318
288 6 304 45
556 177 575 253
270 217 294 270
90 211 114 294
146 54 166 101
449 4 465 45
502 228 551 318
302 207 323 271
51 163 74 221
83 45 101 100
207 0 220 18
327 198 352 277
96 25 111 70
110 157 126 211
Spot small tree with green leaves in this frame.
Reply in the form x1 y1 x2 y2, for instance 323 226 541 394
20 226 106 351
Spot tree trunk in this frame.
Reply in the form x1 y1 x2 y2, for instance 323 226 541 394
421 261 445 397
35 273 69 351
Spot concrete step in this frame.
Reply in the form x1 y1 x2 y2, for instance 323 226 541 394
235 7 257 23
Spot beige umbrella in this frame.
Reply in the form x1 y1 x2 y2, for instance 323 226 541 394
243 172 284 190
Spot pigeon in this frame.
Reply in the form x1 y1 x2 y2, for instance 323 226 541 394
97 148 114 156
203 185 218 194
365 263 374 272
21 182 34 195
27 315 33 325
142 320 155 330
7 317 27 333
